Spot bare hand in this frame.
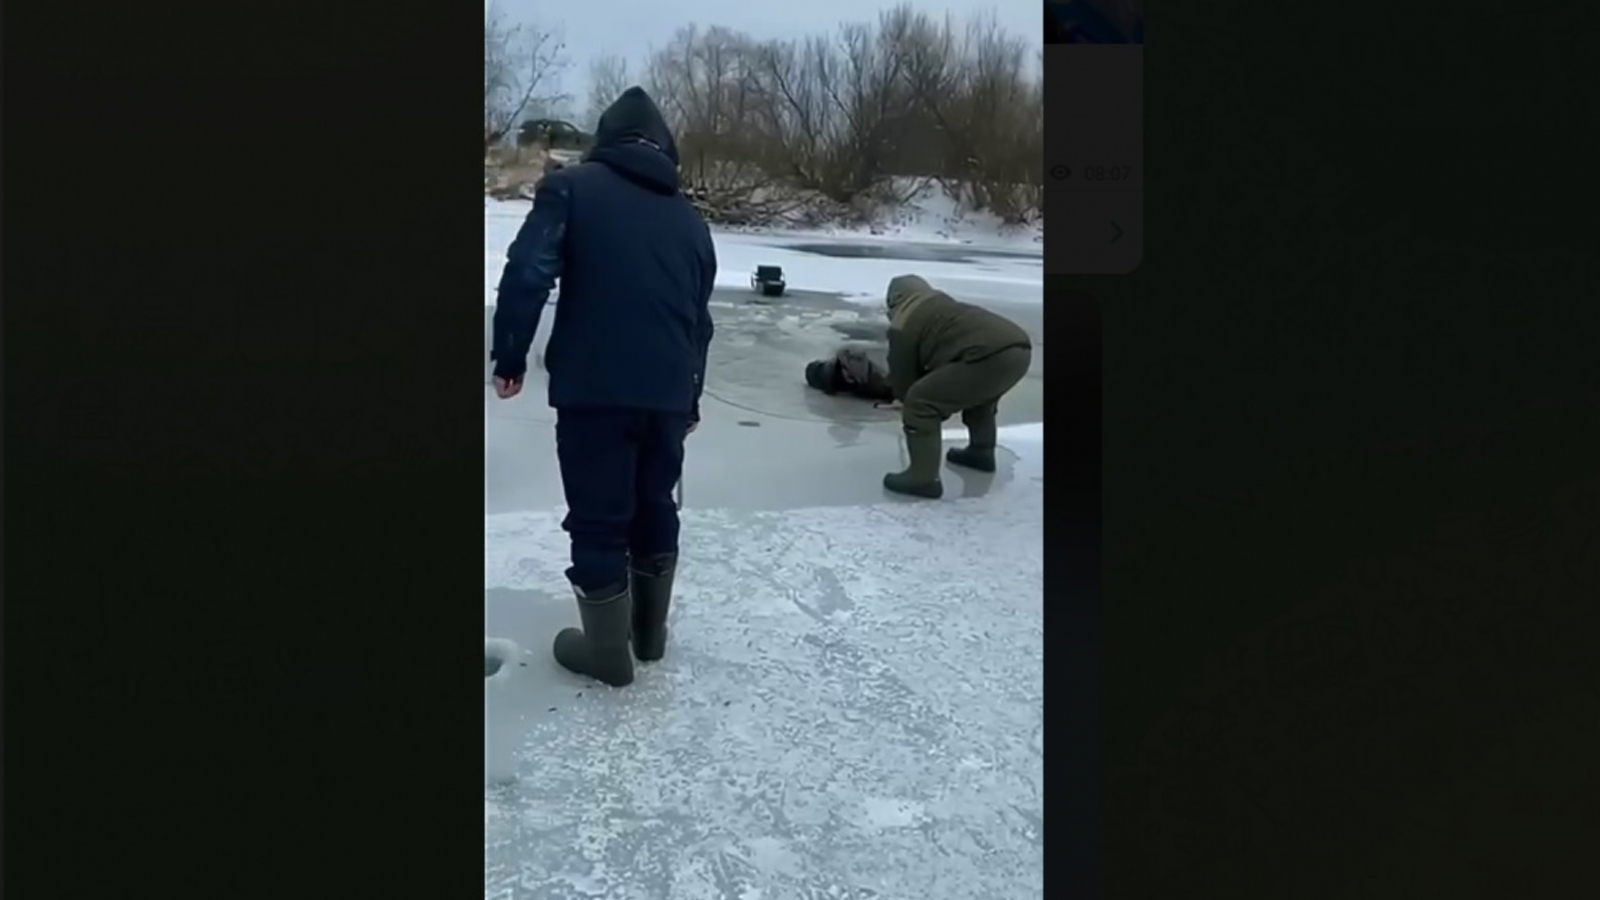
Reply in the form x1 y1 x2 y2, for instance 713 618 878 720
494 376 523 400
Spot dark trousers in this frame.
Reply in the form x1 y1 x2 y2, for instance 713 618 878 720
555 408 689 593
901 345 1033 433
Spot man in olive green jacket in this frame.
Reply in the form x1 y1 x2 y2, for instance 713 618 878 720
882 274 1033 498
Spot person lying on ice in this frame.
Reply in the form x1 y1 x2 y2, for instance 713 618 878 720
881 274 1033 499
803 346 894 402
490 86 717 688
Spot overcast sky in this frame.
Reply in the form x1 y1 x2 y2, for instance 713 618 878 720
489 0 1040 116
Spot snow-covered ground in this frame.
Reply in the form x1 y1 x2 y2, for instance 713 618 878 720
485 196 1043 900
484 426 1044 900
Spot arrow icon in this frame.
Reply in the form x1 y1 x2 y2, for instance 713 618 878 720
1110 222 1123 243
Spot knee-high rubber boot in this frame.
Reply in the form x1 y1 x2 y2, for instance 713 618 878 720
630 552 677 662
552 582 635 687
947 403 999 472
883 427 945 499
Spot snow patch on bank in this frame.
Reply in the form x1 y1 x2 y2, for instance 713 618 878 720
782 179 1043 248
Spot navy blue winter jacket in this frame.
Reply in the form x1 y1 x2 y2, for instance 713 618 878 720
491 87 717 418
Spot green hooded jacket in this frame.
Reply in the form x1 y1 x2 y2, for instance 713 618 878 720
884 275 1033 400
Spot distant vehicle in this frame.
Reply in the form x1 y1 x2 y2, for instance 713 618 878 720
516 118 592 152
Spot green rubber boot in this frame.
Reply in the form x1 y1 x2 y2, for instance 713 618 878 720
883 427 945 499
552 582 635 687
946 403 998 472
629 552 677 662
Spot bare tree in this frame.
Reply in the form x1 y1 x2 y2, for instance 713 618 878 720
753 7 927 205
583 4 1041 226
951 14 1039 221
888 10 1038 222
744 37 823 180
636 26 786 219
484 2 570 156
583 53 633 129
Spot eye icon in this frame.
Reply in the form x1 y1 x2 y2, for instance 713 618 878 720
1050 165 1071 180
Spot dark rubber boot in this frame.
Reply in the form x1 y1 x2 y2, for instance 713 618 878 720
947 403 998 472
630 552 677 662
552 582 635 687
883 427 945 499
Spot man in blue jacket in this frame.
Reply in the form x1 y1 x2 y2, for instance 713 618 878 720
490 87 717 688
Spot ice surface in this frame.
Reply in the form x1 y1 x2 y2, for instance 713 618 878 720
710 231 1044 309
484 440 1044 900
485 190 1044 312
485 200 1044 900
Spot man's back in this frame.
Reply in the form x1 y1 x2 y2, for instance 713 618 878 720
488 88 716 688
540 90 717 413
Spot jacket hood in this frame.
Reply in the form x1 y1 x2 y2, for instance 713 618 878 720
585 86 681 194
886 274 942 327
886 274 935 311
804 359 838 392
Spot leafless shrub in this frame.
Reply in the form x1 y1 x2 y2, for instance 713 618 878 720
615 3 1040 226
583 54 632 130
913 13 1042 224
483 145 549 200
484 2 570 157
